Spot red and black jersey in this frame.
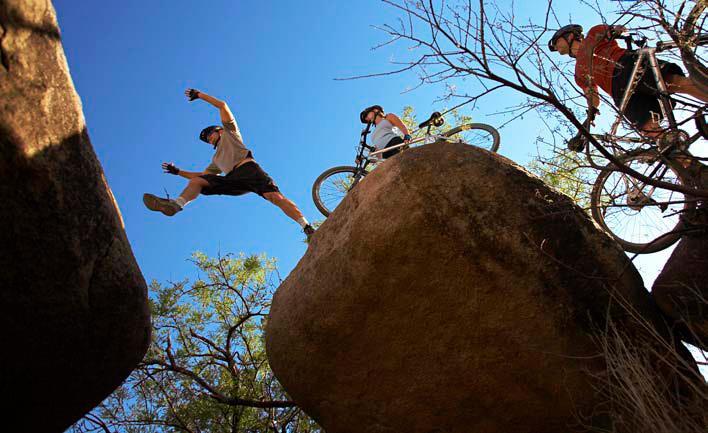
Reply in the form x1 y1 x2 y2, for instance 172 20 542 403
574 25 626 97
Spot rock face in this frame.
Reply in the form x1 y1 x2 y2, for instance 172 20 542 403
0 1 150 431
652 224 708 351
267 142 698 433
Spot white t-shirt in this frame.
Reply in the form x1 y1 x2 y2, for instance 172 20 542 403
370 118 401 150
205 117 251 174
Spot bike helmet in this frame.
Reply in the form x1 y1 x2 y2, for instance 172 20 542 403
199 125 223 143
360 105 383 124
548 24 584 52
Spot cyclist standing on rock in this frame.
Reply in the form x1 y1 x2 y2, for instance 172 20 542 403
143 88 316 241
360 105 412 159
548 24 708 150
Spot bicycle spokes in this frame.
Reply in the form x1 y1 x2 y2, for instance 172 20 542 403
321 174 355 204
591 152 692 253
449 127 492 148
312 167 362 217
442 123 500 152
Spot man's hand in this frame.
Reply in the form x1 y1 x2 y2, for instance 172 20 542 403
186 89 234 123
583 107 600 129
185 88 200 101
403 134 412 144
162 162 180 175
608 25 627 39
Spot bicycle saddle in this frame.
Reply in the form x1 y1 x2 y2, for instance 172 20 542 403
419 112 445 128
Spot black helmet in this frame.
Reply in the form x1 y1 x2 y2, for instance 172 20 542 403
360 105 383 124
199 125 223 143
548 24 583 51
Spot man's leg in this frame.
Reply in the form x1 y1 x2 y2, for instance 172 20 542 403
262 191 315 240
242 161 315 238
144 176 210 216
665 74 708 102
176 176 210 207
263 191 307 222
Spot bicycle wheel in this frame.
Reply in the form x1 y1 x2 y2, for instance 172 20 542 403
442 123 500 152
312 166 363 217
590 151 696 253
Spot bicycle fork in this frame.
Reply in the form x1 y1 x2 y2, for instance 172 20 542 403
620 163 671 212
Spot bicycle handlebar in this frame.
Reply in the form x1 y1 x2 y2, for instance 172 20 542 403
361 123 372 136
656 33 708 52
614 33 648 50
609 31 708 53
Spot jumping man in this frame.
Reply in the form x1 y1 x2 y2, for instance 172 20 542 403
143 88 315 240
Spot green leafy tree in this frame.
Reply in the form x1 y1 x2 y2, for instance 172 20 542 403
71 253 321 433
527 150 595 210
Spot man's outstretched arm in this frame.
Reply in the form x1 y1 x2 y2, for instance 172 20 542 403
185 88 234 123
162 162 220 179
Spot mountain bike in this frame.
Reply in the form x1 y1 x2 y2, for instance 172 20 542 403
582 32 707 253
312 111 500 217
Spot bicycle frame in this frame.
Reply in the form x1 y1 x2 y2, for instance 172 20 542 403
605 34 707 145
582 34 707 181
609 44 675 135
356 118 456 169
368 132 449 158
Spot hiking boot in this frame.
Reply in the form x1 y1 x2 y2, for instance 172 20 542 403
143 193 182 216
304 224 316 242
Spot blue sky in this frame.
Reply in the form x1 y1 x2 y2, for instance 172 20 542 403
53 0 680 287
54 0 708 408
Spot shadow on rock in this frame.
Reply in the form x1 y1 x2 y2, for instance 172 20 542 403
1 1 150 431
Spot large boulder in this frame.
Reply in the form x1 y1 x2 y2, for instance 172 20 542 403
652 218 708 351
0 1 150 431
267 142 702 433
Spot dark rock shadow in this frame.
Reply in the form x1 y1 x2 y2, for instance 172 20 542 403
0 121 151 432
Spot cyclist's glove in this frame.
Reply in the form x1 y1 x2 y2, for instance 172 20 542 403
403 134 412 141
567 135 587 152
607 25 625 39
186 88 200 101
162 162 180 175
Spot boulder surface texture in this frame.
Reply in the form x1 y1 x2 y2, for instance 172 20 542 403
267 142 698 433
652 221 708 351
0 1 150 431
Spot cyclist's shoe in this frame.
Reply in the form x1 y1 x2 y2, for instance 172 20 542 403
143 193 182 216
567 135 587 152
304 224 316 242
